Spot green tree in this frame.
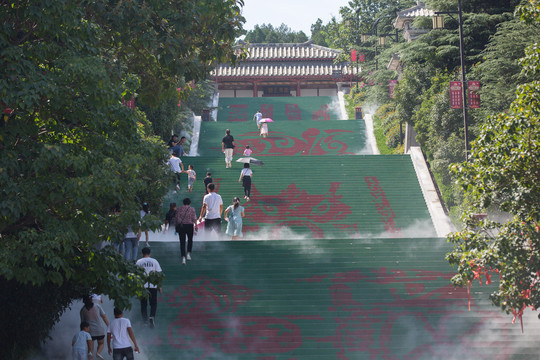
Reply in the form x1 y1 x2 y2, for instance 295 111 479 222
426 0 521 14
244 23 308 43
471 19 540 115
389 3 523 220
0 0 244 358
310 18 329 46
447 0 540 324
245 25 267 43
141 79 217 143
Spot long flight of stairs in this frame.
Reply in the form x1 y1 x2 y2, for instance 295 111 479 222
139 96 540 359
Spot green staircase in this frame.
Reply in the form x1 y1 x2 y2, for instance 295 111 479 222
138 96 540 359
127 239 540 359
163 155 434 238
217 96 343 122
196 120 367 157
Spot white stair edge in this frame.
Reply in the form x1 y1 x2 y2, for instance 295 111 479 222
409 146 455 237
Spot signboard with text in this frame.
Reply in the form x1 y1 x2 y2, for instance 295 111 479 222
449 81 463 109
468 81 481 108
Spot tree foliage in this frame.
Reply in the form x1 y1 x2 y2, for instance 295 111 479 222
471 19 540 115
310 18 329 46
0 0 244 358
243 23 308 43
387 3 522 219
447 0 540 324
426 0 522 14
141 79 217 143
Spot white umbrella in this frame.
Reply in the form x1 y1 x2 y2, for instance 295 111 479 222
236 157 264 165
259 118 273 123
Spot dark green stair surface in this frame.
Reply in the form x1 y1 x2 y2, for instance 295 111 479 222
163 155 435 238
126 239 540 360
197 120 367 157
217 96 343 122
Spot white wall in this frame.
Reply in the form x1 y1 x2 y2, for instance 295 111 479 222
218 90 254 98
235 90 253 97
219 90 235 98
319 89 338 96
302 89 317 96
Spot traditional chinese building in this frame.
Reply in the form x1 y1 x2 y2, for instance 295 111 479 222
212 41 359 98
393 1 434 42
388 1 435 72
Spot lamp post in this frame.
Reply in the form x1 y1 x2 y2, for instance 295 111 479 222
355 9 360 89
434 0 469 161
361 18 399 70
346 10 362 88
360 20 379 70
378 28 399 47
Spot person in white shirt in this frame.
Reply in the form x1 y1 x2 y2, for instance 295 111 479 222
198 183 223 235
135 247 163 328
107 308 139 360
238 163 253 201
168 153 184 189
260 122 269 138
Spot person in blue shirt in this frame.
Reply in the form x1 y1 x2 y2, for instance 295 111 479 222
72 321 93 360
253 110 262 129
171 136 186 157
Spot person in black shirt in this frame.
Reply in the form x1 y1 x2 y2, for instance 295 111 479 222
203 172 213 194
168 134 179 148
221 129 235 168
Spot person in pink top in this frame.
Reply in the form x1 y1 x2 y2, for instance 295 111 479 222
243 145 252 156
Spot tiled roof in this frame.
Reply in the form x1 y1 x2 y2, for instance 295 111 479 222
243 41 341 61
394 1 435 28
213 41 358 79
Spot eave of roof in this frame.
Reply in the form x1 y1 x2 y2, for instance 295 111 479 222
212 62 359 79
394 1 435 28
239 41 342 62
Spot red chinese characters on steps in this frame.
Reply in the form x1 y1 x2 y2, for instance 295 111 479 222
365 176 402 234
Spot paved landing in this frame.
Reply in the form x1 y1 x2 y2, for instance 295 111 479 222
126 239 540 360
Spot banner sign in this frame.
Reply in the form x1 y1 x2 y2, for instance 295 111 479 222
449 81 463 109
351 50 357 63
468 81 481 108
122 97 135 109
389 80 398 99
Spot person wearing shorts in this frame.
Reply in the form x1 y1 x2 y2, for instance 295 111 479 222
80 295 109 359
